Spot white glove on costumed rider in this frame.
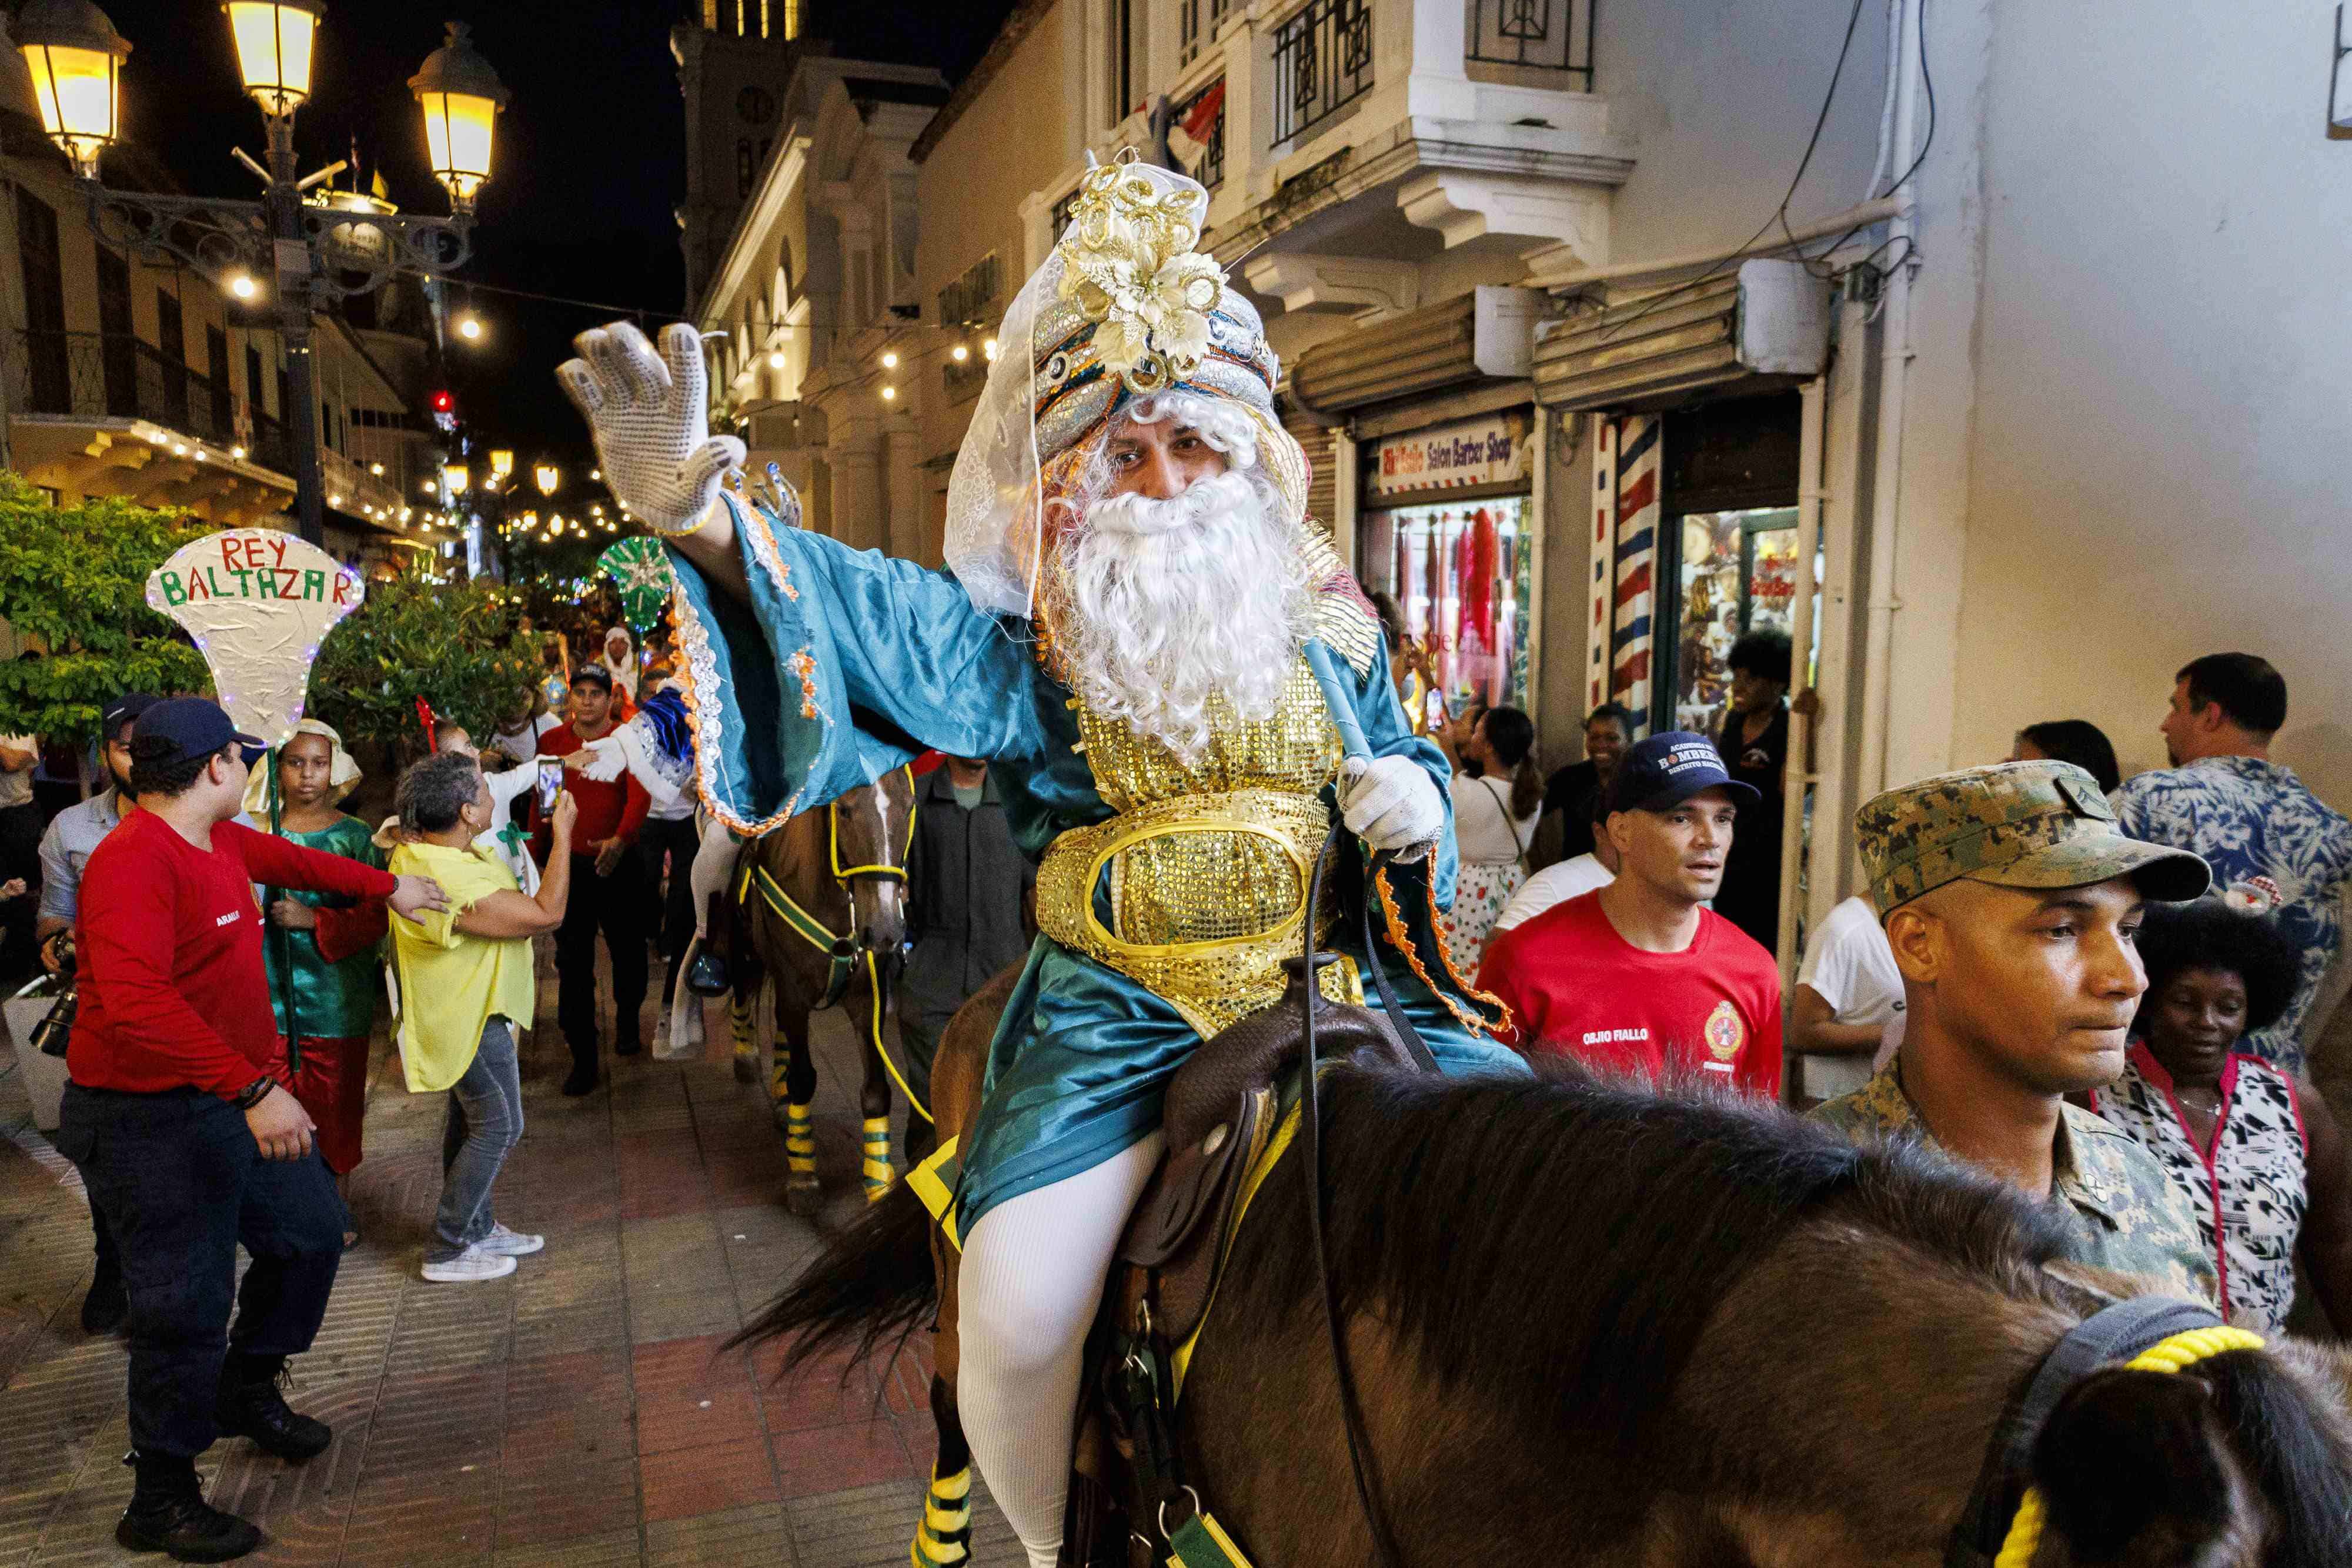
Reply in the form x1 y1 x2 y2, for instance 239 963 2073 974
570 737 626 784
555 320 745 537
1336 755 1443 861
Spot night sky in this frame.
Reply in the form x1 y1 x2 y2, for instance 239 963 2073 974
85 0 1016 470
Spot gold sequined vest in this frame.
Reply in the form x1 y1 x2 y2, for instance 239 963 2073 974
1033 658 1359 1037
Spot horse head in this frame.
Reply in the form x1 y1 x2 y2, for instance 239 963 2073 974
831 765 916 975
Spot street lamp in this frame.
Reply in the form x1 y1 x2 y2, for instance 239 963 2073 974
409 22 507 216
23 1 505 547
443 462 469 496
489 449 514 483
221 0 320 116
16 0 131 180
533 462 558 497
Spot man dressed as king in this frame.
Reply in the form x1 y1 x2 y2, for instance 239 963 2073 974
559 154 1524 1567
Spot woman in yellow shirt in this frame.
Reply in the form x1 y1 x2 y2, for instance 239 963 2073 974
387 752 577 1283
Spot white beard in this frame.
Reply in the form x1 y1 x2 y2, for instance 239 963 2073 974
1054 467 1315 763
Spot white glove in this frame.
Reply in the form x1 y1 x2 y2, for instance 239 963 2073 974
570 738 626 784
555 321 745 537
1336 755 1444 860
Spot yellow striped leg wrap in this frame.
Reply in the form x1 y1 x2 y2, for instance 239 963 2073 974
861 1115 893 1201
784 1102 817 1181
730 994 756 1059
911 1466 971 1567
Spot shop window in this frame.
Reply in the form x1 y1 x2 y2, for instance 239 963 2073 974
1356 408 1535 727
1665 509 1806 738
1358 495 1534 727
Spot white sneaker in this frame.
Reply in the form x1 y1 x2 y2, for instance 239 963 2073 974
477 1222 544 1257
421 1244 517 1282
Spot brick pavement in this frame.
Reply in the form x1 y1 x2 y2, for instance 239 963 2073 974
0 962 1022 1567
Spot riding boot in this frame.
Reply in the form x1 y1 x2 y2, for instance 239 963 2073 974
687 894 731 997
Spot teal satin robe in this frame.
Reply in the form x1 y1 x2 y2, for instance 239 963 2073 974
668 492 1525 1229
263 815 386 1041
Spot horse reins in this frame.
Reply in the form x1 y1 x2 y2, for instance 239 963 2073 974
1943 1295 2259 1567
1297 825 1438 1568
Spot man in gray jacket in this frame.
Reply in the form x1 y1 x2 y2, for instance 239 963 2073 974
898 758 1034 1160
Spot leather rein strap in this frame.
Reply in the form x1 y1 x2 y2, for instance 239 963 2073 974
1297 828 1438 1568
1942 1294 2226 1567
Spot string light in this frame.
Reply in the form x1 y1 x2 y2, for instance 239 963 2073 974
880 386 896 402
880 350 898 369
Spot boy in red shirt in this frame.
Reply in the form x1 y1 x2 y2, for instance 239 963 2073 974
1478 731 1783 1097
56 700 446 1562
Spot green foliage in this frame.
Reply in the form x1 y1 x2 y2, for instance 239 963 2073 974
309 563 540 750
0 472 215 742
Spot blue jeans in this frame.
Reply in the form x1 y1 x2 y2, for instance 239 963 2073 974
430 1019 523 1262
57 1084 346 1460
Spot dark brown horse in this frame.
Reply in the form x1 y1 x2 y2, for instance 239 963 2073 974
727 766 921 1213
742 986 2352 1566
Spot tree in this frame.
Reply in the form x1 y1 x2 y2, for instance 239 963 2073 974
309 562 539 753
0 473 215 744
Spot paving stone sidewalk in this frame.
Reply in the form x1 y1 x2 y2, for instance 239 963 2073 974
0 965 1021 1567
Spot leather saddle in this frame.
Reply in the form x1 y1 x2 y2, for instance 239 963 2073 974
1113 954 1417 1346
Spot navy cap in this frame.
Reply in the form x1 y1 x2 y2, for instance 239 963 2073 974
1605 730 1763 816
570 663 613 691
131 697 260 764
102 691 161 734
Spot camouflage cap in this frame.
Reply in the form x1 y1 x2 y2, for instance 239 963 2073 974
1856 760 2210 918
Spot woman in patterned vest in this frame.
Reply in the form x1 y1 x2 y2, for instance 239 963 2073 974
2092 893 2352 1330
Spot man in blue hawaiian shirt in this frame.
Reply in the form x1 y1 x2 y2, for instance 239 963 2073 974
2112 653 2352 1069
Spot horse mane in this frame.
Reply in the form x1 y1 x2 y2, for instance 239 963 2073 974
1232 1064 2078 1449
2193 1352 2352 1560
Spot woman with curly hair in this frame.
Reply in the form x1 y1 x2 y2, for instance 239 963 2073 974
2092 892 2352 1331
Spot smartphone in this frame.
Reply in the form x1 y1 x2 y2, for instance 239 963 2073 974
536 759 565 813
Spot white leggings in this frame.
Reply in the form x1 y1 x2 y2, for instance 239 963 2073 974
957 1132 1165 1568
689 816 739 937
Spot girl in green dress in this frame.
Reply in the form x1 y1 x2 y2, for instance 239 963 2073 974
248 721 387 1213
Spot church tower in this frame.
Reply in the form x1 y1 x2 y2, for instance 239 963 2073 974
671 1 801 308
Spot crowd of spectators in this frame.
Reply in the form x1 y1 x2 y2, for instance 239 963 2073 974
18 624 2352 1560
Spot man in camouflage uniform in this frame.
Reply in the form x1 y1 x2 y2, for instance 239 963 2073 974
1813 760 2220 1301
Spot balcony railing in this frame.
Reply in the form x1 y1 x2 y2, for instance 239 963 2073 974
1272 0 1374 148
8 329 258 449
1467 0 1595 89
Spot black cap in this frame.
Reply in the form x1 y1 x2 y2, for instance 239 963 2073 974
102 691 161 734
131 697 260 764
570 663 613 691
1604 731 1763 817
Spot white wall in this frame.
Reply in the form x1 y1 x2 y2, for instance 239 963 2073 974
1596 0 1894 265
1935 0 2352 807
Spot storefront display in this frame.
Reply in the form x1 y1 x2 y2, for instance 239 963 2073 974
1356 408 1535 726
1668 507 1801 736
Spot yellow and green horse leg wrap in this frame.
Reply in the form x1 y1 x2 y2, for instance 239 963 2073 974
861 1115 893 1202
910 1465 971 1566
730 994 758 1072
784 1101 817 1183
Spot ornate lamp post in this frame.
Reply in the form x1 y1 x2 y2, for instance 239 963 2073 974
533 461 558 497
14 4 506 545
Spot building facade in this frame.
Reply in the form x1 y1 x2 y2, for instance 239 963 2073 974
690 1 2352 1082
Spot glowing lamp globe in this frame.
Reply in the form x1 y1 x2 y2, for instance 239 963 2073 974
222 0 322 116
16 0 131 179
409 21 506 213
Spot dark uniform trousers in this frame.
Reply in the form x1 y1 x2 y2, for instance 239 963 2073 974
554 849 650 1059
56 1083 345 1460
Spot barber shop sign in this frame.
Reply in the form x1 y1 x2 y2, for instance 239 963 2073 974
1369 409 1532 500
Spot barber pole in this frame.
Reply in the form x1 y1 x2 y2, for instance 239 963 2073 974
1609 415 1661 734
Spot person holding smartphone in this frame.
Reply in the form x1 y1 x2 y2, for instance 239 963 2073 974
55 700 447 1562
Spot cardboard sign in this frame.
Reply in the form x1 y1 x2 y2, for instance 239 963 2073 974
146 529 365 743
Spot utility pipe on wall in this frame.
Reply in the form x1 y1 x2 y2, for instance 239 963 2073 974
1855 0 1924 807
1776 375 1828 1015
